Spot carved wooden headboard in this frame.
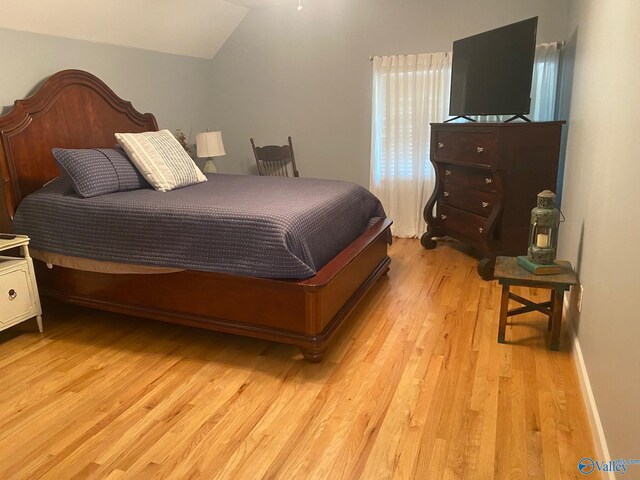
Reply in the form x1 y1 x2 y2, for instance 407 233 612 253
0 69 158 228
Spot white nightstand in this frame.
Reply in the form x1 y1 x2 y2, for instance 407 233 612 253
0 235 43 333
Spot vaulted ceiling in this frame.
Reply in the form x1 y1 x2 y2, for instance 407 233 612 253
0 0 290 59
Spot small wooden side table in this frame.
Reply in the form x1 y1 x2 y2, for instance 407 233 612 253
494 256 577 351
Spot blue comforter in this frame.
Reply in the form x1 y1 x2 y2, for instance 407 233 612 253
13 174 386 279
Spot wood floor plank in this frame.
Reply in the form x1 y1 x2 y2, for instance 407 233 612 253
0 239 599 479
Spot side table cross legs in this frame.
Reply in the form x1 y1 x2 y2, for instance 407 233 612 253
494 256 577 351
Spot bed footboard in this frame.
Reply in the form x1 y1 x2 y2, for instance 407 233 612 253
35 218 392 362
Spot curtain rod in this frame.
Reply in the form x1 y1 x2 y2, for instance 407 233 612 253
369 40 566 60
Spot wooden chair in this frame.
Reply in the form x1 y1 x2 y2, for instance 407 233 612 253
250 136 300 177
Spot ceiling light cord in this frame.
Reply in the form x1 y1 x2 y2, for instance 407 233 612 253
297 0 303 11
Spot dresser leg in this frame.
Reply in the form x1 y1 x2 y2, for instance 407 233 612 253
477 257 496 281
420 230 437 250
36 315 43 333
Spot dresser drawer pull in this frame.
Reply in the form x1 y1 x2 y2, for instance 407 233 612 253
438 142 444 149
8 289 17 300
482 201 489 208
478 227 484 234
443 191 450 197
485 177 493 184
440 214 447 220
476 146 484 153
445 169 452 176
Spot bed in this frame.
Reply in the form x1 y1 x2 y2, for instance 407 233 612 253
0 69 392 362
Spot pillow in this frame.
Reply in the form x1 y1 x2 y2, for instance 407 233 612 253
52 148 149 198
115 129 206 192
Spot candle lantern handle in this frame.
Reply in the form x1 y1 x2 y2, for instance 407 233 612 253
529 221 538 246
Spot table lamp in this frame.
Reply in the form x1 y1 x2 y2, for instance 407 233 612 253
196 131 225 174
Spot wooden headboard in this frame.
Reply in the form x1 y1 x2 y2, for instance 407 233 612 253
0 69 158 228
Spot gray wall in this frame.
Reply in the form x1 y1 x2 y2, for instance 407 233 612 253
208 0 570 186
0 27 213 151
558 0 640 461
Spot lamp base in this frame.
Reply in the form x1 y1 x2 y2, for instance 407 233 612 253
203 158 217 174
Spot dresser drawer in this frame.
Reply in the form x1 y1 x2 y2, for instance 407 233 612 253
440 182 496 217
439 164 497 192
0 266 34 325
434 131 497 166
437 204 488 244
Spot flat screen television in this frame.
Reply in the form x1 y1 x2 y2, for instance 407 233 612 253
449 17 538 119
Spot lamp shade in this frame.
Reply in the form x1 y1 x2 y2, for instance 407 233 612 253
196 131 225 158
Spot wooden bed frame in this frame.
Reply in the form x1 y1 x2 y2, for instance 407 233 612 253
0 70 392 362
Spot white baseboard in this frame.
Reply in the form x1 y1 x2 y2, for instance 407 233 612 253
563 297 614 480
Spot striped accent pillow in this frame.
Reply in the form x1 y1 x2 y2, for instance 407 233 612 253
115 130 206 192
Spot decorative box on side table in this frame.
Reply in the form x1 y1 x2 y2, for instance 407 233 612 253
0 235 43 333
420 121 565 280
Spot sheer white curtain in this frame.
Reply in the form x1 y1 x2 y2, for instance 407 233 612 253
531 43 560 120
370 53 451 238
370 43 561 238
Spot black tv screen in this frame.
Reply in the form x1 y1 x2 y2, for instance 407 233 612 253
449 17 538 117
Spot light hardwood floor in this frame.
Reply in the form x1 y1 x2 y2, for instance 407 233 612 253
0 239 597 479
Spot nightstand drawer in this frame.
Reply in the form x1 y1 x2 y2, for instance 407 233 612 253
0 267 34 324
434 131 497 167
437 204 488 244
439 164 497 192
440 182 496 217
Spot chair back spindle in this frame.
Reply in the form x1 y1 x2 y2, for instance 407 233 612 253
250 137 300 177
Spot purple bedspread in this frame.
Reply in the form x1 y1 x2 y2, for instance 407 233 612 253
13 174 387 279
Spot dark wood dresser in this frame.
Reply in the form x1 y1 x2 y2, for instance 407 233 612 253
420 121 564 279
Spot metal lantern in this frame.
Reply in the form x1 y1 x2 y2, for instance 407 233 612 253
527 190 561 265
